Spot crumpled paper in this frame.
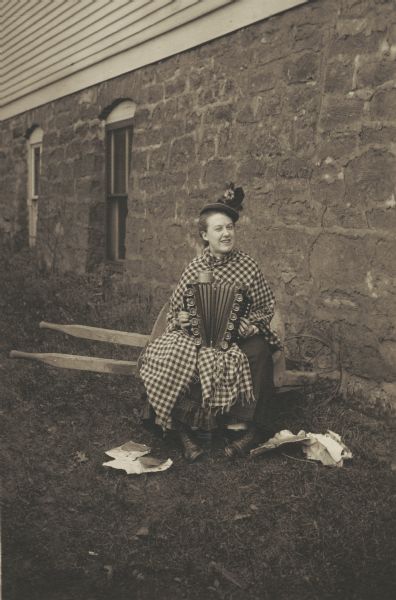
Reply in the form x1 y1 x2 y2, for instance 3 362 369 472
250 429 352 467
303 430 352 467
103 441 173 475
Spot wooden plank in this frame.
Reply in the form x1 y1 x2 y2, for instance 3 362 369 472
282 369 340 387
10 351 138 376
39 321 149 348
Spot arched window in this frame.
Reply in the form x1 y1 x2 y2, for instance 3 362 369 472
104 100 136 261
26 126 43 247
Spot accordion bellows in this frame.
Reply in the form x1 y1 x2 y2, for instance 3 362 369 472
183 272 251 350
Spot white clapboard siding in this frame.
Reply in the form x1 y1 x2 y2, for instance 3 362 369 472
0 0 307 120
0 0 225 104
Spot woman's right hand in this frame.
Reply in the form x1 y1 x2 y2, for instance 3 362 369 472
178 311 191 329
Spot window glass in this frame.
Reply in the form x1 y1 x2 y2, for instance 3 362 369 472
33 145 41 197
104 101 136 261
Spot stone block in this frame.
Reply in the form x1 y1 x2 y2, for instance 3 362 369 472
12 126 24 139
42 131 59 147
177 94 195 113
73 154 97 179
249 227 314 282
293 23 324 52
237 157 270 181
345 149 396 206
140 68 157 87
164 77 187 98
134 128 162 148
203 158 235 184
330 31 383 55
168 136 195 171
379 340 396 379
197 138 215 161
247 63 280 93
324 206 368 229
372 238 396 279
366 207 396 230
359 124 396 145
289 122 316 154
278 156 313 179
339 0 371 19
283 83 319 115
132 150 149 173
309 233 371 292
148 145 170 172
370 88 396 119
212 36 253 73
357 59 396 88
134 108 151 130
151 100 178 126
185 110 202 134
146 194 175 220
58 127 76 145
189 69 206 90
324 58 355 93
276 181 322 227
154 55 180 80
142 84 164 105
319 95 364 131
253 25 293 67
250 127 282 158
161 120 185 141
197 86 220 106
340 322 389 381
318 130 358 160
283 52 320 84
235 101 258 125
255 91 284 118
204 104 233 126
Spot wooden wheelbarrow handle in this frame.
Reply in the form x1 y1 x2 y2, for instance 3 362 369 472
39 321 150 347
10 350 138 375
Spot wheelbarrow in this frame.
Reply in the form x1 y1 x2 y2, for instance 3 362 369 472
10 303 342 400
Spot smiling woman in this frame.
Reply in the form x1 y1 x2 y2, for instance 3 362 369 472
140 183 281 461
200 213 236 256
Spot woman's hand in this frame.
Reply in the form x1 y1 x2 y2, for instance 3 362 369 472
178 311 191 329
238 317 255 338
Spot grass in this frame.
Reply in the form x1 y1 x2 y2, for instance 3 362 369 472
1 248 395 600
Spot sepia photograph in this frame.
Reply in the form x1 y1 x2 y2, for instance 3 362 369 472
1 0 395 598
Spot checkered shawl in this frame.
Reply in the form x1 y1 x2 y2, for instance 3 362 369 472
140 249 280 428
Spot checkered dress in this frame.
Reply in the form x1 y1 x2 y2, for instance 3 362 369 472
140 248 281 428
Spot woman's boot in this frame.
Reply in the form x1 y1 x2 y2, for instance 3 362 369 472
224 426 259 458
178 428 204 462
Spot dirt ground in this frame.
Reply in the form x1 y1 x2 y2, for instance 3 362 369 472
1 249 395 600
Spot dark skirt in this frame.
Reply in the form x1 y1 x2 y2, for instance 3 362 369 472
142 335 275 431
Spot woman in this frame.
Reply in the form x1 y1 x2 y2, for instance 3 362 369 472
140 184 281 461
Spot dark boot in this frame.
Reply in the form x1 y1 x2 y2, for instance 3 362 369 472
224 426 260 458
178 430 204 462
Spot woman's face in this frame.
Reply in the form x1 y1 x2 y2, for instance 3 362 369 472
202 212 235 257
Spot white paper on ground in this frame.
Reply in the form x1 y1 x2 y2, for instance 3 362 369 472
103 440 172 474
303 430 353 467
103 456 173 475
104 441 151 460
250 429 310 456
251 429 352 467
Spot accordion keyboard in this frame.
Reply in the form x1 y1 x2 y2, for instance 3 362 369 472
183 282 251 350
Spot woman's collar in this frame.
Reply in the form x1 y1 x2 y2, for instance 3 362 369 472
202 247 240 267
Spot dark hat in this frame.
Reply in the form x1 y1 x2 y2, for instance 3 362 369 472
199 183 244 222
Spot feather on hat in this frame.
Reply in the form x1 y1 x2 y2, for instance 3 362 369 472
199 183 245 222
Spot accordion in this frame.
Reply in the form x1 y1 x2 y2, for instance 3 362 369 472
183 272 251 351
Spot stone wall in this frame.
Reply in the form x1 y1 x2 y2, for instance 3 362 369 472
0 0 395 413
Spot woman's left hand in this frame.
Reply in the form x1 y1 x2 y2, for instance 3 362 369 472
238 317 255 338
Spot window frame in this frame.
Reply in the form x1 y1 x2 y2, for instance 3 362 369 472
105 117 133 262
27 127 43 247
